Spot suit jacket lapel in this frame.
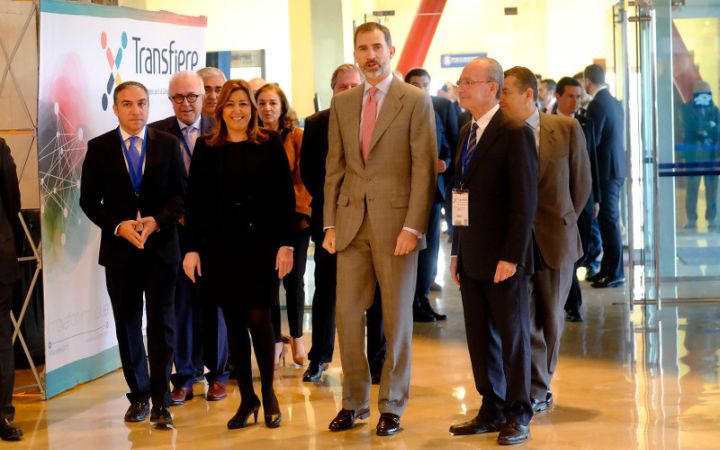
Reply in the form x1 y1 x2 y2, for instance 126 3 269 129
112 127 138 195
538 113 555 181
346 86 364 169
139 127 155 194
369 78 403 155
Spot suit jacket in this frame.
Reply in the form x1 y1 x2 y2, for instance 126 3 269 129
432 96 459 155
0 138 21 284
79 127 187 268
184 133 295 256
433 112 452 203
149 115 214 142
586 88 627 180
324 77 437 254
534 113 591 269
451 108 538 280
300 108 330 234
575 111 601 211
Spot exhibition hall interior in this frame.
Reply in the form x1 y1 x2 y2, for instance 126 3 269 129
0 0 718 448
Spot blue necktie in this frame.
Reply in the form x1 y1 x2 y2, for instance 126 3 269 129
126 136 142 191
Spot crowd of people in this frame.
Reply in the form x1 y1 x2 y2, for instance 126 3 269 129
0 21 630 445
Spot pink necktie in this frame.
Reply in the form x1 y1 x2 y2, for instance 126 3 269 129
361 86 378 163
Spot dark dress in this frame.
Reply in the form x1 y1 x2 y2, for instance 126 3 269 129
185 133 295 308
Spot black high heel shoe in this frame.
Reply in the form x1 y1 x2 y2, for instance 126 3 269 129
265 411 282 428
227 396 261 429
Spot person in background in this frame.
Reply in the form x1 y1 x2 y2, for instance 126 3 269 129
299 64 362 382
538 79 557 114
0 138 23 441
183 79 294 430
197 67 227 131
256 83 312 368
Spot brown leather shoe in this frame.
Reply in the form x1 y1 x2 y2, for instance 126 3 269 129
170 386 193 406
376 413 401 436
206 381 227 401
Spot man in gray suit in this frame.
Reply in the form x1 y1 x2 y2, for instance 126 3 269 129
0 138 22 441
322 22 436 436
499 67 591 412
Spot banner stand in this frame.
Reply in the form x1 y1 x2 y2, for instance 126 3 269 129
12 212 45 399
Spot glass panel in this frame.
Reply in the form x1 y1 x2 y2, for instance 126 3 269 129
660 2 720 299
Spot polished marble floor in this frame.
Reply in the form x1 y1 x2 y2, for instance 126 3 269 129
9 241 720 449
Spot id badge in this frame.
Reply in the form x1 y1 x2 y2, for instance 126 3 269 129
452 189 469 226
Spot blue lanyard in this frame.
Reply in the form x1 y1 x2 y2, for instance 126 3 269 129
119 128 147 194
460 127 476 184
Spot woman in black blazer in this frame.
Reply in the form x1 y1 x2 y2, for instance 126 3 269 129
183 79 295 429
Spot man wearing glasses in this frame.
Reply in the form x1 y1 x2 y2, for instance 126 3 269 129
448 58 538 445
197 67 227 131
149 71 229 406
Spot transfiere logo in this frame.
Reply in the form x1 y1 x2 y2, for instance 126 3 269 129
100 31 128 111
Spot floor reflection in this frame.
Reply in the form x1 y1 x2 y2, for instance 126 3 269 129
10 240 720 449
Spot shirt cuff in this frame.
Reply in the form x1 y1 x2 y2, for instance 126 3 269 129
402 227 422 238
323 226 335 231
282 246 294 251
114 223 122 236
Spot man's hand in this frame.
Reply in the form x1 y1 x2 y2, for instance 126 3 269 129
450 256 460 285
178 215 186 226
437 159 447 174
494 260 517 283
276 247 294 279
394 230 418 256
118 220 143 249
138 216 159 247
322 228 336 254
183 251 202 283
593 203 600 219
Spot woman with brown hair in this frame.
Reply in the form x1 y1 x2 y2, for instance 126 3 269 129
183 79 295 429
256 83 312 368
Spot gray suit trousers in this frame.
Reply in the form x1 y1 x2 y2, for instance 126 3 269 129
529 262 574 400
336 213 418 416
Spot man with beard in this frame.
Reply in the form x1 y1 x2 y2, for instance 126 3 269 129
323 22 436 436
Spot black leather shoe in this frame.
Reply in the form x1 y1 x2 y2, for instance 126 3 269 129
376 413 401 436
328 408 370 431
413 306 436 322
497 422 530 445
124 401 149 422
429 281 442 292
565 310 583 322
302 361 328 382
591 276 625 288
0 418 22 441
585 271 604 282
531 391 553 412
449 415 505 435
265 411 282 428
150 406 173 429
424 304 447 321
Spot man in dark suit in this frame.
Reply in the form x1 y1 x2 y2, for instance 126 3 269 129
0 138 23 441
554 77 601 322
80 81 186 429
149 71 229 405
499 67 591 413
197 66 226 131
299 63 362 382
583 64 627 288
448 58 537 445
404 67 453 321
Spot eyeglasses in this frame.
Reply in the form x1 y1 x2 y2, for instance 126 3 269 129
170 93 202 104
456 79 494 88
204 86 223 94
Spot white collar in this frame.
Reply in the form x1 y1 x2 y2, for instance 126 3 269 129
525 108 540 130
178 116 202 132
591 85 608 99
473 103 500 130
119 126 146 142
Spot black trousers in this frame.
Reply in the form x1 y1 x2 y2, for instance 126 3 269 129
366 287 385 377
0 282 14 420
459 269 533 426
307 227 337 365
598 178 625 280
565 206 594 314
273 228 311 340
105 255 176 408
